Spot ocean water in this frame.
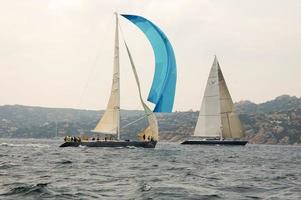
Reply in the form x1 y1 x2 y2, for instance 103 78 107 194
0 139 300 200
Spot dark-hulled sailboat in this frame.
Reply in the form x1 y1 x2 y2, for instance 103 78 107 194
181 56 247 146
60 13 177 148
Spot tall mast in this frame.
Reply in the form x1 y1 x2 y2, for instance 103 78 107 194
115 13 121 140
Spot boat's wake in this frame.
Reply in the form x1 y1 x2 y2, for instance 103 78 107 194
126 146 137 149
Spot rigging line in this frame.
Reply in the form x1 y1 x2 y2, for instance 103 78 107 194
121 115 147 129
118 16 126 44
118 16 147 108
119 18 152 107
92 115 146 133
74 14 115 126
76 14 115 109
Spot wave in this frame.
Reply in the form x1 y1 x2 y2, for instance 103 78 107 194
1 183 52 197
0 162 19 170
105 145 139 149
55 160 72 165
141 183 152 191
0 143 50 148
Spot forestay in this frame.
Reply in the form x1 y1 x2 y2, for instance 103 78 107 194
124 42 159 141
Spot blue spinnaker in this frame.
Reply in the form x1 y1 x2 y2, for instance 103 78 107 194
121 14 177 112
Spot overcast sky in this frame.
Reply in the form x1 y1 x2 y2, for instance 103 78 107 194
0 0 300 111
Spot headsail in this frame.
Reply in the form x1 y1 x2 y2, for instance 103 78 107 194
121 14 176 113
124 42 159 141
92 14 120 138
194 56 244 139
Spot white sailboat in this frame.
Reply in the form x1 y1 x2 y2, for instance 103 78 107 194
60 14 158 148
182 56 247 145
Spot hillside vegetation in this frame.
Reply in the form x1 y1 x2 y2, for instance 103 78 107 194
0 95 300 145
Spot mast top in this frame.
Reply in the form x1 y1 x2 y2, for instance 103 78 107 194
213 55 219 65
114 12 119 19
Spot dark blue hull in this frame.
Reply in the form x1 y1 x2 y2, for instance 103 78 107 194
181 140 248 145
60 140 157 148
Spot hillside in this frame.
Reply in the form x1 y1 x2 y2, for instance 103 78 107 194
235 95 301 114
0 95 301 144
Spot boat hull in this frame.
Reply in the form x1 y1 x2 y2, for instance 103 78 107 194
60 140 157 148
181 140 248 146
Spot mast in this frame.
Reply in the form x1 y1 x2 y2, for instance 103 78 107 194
115 13 121 140
226 113 232 138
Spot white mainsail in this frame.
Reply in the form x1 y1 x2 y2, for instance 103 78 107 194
92 14 120 138
194 56 244 139
124 42 159 141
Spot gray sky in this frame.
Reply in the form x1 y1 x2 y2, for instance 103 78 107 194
0 0 300 111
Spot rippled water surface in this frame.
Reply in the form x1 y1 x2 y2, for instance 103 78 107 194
0 138 300 200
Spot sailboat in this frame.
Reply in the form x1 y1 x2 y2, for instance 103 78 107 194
181 56 248 145
60 13 177 148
